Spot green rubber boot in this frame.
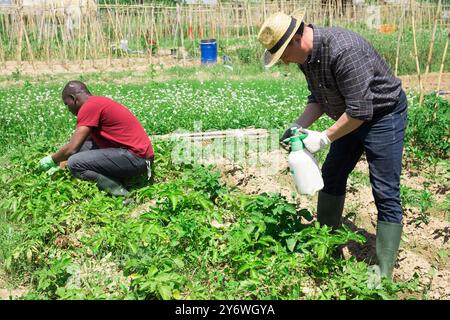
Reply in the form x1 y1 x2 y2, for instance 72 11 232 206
96 174 129 197
317 191 346 230
375 220 403 279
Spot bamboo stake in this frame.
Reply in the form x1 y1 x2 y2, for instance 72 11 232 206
49 7 66 70
200 4 204 39
328 0 332 27
125 6 130 67
153 8 160 51
246 1 251 40
234 3 238 38
106 5 117 68
77 8 83 66
410 0 424 105
90 4 98 68
212 6 217 41
27 13 38 61
0 22 4 68
148 7 154 61
395 0 406 77
353 3 356 28
45 13 52 71
0 13 7 66
83 7 88 71
98 9 108 68
181 5 186 64
424 0 441 76
219 3 224 40
173 4 179 49
95 6 103 63
428 4 431 28
436 32 449 96
164 7 168 39
16 6 23 63
0 1 443 67
420 0 442 105
60 12 69 70
23 18 36 70
263 0 266 22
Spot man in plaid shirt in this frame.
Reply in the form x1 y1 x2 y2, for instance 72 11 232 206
258 10 408 281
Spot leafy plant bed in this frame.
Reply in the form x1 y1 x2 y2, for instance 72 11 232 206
1 141 423 300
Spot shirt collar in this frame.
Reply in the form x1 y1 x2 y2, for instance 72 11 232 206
309 24 323 64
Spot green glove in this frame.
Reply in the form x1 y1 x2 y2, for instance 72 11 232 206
39 155 57 172
46 166 60 176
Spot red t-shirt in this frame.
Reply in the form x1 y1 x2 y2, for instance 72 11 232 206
77 96 154 159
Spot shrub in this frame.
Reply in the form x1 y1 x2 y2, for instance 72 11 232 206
406 95 450 160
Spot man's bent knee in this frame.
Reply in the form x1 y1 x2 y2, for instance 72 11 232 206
67 153 84 177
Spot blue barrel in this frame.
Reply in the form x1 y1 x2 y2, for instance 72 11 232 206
200 39 217 64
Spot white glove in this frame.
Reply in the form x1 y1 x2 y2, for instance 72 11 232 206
299 129 331 154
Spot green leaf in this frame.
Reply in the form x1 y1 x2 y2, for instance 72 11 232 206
257 235 275 246
158 285 172 300
172 289 182 300
316 244 327 260
299 209 313 221
26 249 32 262
197 196 213 210
173 258 184 268
128 242 138 254
169 195 178 211
286 238 297 252
237 263 253 275
4 257 12 271
250 268 258 279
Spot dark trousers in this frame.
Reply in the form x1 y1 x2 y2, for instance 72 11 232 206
321 90 408 224
67 140 149 185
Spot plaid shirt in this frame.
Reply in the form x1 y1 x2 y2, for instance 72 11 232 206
299 25 402 121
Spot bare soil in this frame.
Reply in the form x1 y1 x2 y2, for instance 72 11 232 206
0 268 27 300
0 54 199 77
400 72 450 101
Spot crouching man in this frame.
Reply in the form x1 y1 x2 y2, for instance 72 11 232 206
39 80 154 197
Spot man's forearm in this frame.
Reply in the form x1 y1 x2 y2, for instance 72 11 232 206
50 126 91 164
51 144 77 163
325 112 364 142
294 102 324 128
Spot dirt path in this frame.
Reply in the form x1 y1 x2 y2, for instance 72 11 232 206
400 73 450 102
0 56 199 77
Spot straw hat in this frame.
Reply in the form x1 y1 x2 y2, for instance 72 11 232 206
257 9 305 68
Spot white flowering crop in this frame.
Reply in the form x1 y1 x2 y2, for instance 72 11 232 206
0 79 315 154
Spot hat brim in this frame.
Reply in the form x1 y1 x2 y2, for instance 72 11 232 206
261 9 305 68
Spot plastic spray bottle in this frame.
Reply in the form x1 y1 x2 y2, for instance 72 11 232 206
283 128 324 196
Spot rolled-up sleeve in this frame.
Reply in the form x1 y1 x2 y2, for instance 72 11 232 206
334 48 374 121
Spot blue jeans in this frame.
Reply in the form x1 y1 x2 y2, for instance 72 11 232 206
321 90 408 224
